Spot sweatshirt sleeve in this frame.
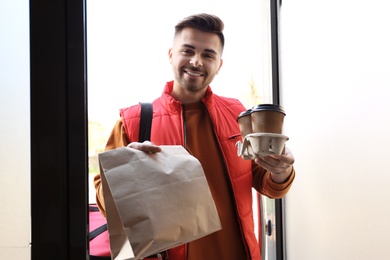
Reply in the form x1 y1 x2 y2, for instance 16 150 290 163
252 163 295 199
94 118 129 217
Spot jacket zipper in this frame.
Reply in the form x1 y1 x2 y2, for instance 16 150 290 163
181 104 187 148
181 104 188 259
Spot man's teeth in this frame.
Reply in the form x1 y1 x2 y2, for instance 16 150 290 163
187 71 201 76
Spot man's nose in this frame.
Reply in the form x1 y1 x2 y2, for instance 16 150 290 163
189 55 203 67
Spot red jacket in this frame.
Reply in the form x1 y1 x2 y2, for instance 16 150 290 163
121 81 261 260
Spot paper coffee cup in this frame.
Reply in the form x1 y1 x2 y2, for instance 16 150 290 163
251 104 286 134
237 109 253 138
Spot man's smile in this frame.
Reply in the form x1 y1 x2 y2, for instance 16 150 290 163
184 69 204 77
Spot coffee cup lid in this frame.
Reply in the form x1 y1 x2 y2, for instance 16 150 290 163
237 109 252 121
252 104 286 115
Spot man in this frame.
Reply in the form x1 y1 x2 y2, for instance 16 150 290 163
94 13 295 260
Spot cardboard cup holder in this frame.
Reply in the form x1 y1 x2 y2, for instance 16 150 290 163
236 132 289 160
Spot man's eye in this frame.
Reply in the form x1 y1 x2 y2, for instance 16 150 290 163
203 54 214 59
182 49 193 54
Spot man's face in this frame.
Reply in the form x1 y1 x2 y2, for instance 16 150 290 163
168 27 223 98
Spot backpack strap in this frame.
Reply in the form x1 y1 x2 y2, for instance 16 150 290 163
89 204 108 241
90 224 108 241
139 102 153 142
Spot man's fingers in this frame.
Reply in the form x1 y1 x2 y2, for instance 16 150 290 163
127 141 162 153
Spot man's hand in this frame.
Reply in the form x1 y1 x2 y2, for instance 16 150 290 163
254 147 295 183
127 141 162 153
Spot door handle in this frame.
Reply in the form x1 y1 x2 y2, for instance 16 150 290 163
265 219 272 236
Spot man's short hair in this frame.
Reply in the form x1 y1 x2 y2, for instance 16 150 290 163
175 13 225 49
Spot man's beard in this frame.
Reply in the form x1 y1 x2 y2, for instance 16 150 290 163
184 79 203 92
181 66 207 92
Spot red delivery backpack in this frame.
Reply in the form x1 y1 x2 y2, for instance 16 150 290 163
89 204 111 260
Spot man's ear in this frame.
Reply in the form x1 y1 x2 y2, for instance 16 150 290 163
168 48 173 63
217 58 223 74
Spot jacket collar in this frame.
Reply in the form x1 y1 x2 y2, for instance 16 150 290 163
160 81 215 112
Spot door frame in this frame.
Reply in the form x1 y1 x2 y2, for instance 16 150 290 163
30 0 88 258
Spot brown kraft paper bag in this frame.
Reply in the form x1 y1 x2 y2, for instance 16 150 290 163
99 145 222 260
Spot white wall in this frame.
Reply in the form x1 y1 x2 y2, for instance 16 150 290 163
281 1 390 259
0 0 31 259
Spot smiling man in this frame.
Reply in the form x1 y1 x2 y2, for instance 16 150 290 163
169 26 223 103
94 13 295 260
